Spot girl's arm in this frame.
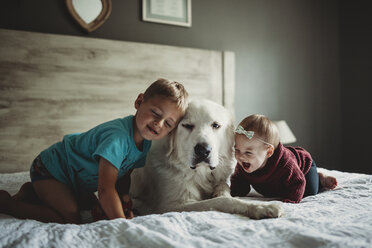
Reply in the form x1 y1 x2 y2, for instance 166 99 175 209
97 157 125 219
230 165 251 197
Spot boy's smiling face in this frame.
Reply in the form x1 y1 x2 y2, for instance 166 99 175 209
234 134 271 173
133 94 184 144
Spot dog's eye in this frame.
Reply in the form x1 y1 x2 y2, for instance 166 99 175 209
211 122 221 129
182 123 194 131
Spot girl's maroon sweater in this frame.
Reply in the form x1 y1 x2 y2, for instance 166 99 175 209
230 143 313 203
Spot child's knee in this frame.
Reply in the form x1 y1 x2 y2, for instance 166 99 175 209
60 209 80 224
305 185 318 196
304 179 319 196
0 190 12 212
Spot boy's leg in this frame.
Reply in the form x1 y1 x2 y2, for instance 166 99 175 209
33 179 81 224
318 172 338 189
304 161 319 197
12 182 41 204
115 169 133 196
0 189 64 223
78 192 99 211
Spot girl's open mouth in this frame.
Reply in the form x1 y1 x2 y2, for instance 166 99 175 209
241 162 251 170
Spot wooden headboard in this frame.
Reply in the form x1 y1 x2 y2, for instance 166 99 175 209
0 28 235 173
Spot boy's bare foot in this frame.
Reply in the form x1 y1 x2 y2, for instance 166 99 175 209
319 173 338 189
0 190 12 212
12 182 40 204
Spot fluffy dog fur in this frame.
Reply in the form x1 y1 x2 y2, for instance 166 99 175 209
130 99 283 219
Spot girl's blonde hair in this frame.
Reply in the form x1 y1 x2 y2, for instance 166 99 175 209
239 114 280 148
143 78 189 113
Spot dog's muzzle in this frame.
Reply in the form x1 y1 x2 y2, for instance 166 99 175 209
191 143 214 169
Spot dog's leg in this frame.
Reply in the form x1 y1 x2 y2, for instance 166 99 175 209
132 198 154 216
212 183 231 198
163 196 284 219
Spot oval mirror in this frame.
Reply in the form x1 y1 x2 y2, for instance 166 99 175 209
66 0 112 32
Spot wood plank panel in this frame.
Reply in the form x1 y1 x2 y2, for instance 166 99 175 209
0 29 234 172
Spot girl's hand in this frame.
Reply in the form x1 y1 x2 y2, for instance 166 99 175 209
121 194 134 219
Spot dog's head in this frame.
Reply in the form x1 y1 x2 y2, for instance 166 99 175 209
167 99 235 170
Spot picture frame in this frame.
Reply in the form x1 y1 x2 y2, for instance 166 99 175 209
66 0 112 32
142 0 192 27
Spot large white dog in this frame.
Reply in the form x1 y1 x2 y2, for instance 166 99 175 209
130 99 283 219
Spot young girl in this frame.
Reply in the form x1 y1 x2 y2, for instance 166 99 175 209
230 114 337 203
0 79 189 223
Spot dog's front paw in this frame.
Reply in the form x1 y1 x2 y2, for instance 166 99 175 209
247 203 284 219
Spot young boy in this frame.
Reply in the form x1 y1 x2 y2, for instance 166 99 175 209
230 114 337 203
0 78 188 223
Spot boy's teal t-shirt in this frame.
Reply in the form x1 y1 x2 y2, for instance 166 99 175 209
40 115 151 195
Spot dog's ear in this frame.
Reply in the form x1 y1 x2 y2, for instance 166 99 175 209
224 117 235 157
165 127 177 158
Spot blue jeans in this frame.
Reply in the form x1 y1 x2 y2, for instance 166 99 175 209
304 161 320 197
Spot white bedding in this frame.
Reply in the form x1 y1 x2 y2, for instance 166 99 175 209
1 168 371 248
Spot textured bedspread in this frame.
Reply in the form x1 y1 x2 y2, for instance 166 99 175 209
0 169 371 248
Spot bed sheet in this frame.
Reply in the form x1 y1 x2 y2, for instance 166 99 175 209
0 168 371 248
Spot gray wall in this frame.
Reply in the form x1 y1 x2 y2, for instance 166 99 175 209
339 1 372 174
1 0 367 173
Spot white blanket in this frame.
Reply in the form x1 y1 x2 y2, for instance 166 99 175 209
1 169 371 248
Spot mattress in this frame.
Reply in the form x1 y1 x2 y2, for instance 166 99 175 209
0 168 371 248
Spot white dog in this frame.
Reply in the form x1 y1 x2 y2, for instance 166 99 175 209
130 99 283 219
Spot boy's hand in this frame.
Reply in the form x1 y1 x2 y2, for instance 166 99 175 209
91 203 107 221
121 194 134 219
91 196 134 221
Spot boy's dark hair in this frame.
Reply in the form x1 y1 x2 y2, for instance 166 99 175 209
143 78 189 113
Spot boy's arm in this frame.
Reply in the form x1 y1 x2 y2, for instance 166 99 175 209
115 169 134 219
98 157 125 219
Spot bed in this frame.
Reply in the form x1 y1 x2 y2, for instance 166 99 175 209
1 29 372 248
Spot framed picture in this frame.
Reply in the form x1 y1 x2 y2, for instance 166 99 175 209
142 0 192 27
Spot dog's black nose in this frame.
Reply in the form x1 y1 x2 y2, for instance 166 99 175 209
194 143 211 160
